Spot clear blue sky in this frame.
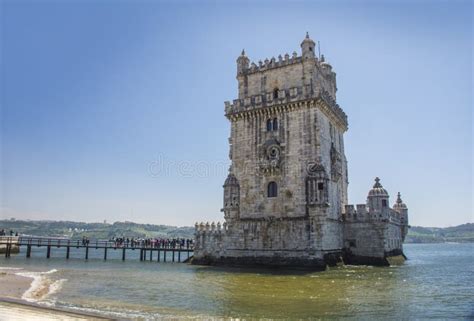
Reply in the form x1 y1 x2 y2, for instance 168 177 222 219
1 0 472 227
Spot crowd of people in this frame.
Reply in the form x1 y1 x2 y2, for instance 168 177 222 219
0 229 18 236
109 237 193 249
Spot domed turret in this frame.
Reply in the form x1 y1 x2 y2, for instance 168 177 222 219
223 173 240 221
224 173 239 187
367 177 390 215
368 177 389 197
301 32 316 59
393 192 407 211
236 49 249 75
320 54 332 70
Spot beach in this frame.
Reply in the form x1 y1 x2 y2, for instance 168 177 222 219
0 269 31 299
0 268 111 320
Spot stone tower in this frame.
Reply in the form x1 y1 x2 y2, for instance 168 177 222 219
193 34 409 268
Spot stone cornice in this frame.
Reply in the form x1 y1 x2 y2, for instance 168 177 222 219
225 92 348 132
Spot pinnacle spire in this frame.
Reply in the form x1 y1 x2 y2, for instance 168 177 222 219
306 31 309 39
396 192 403 204
373 177 382 188
241 49 246 56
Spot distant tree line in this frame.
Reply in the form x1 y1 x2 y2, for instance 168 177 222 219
0 220 472 243
0 219 194 240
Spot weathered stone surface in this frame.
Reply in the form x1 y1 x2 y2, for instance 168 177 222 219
194 35 409 269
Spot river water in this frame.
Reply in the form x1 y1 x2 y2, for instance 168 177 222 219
0 243 473 320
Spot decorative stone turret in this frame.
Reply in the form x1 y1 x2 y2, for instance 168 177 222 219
222 172 240 222
393 192 407 212
393 192 409 240
236 50 250 99
301 32 316 59
237 49 250 75
367 177 390 217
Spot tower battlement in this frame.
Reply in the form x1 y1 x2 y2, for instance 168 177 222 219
242 51 301 75
240 52 335 77
235 33 337 103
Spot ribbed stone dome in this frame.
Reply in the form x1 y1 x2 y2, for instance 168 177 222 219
320 55 332 68
301 32 315 45
393 192 408 210
224 173 239 186
367 177 389 197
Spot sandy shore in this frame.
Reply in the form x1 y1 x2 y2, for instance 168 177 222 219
0 269 115 320
0 298 113 320
0 270 32 299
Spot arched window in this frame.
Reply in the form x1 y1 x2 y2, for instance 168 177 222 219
267 181 278 198
273 118 278 131
273 88 279 99
266 119 272 131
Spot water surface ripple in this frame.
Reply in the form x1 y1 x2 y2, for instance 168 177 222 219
1 243 473 320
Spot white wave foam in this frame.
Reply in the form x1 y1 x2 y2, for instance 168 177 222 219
15 269 65 302
0 266 23 270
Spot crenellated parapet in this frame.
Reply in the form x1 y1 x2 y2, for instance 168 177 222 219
195 221 228 235
244 51 301 75
224 88 347 130
343 204 369 222
343 203 403 224
194 221 227 256
240 52 334 77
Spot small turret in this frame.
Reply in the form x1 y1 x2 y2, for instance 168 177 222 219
393 192 407 212
236 49 250 99
367 177 390 216
393 192 409 231
236 49 250 75
223 172 240 222
320 54 332 70
301 32 316 59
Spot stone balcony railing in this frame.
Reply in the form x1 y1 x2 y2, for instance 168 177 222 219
224 87 347 127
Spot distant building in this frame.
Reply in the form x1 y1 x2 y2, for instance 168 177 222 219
193 34 409 269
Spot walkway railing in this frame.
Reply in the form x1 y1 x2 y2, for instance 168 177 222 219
0 237 194 263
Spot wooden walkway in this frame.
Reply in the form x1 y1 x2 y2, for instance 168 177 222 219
0 237 194 263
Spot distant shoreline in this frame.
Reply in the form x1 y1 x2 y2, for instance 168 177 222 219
1 219 472 244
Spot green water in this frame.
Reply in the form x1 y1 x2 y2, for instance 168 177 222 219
1 243 473 320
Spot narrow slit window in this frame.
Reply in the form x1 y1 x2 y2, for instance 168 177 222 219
267 182 278 198
266 119 272 131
